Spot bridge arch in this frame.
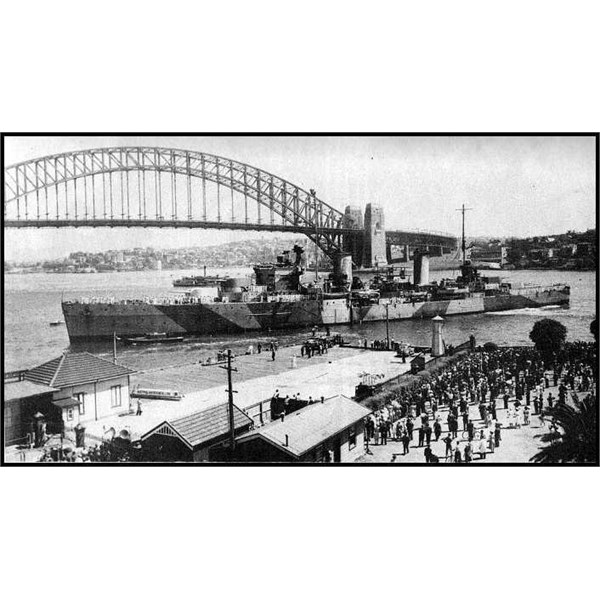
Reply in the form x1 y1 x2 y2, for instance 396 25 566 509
4 146 348 256
4 145 458 262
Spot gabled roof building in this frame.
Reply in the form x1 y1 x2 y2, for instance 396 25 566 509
141 403 254 462
235 395 371 463
24 351 135 426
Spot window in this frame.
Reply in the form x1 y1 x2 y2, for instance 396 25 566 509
77 392 86 416
348 426 357 450
66 408 74 421
110 385 122 408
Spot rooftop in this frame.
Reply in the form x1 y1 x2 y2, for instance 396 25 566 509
24 351 134 389
4 380 58 402
141 403 253 450
236 395 371 457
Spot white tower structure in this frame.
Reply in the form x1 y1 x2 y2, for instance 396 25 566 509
431 315 445 357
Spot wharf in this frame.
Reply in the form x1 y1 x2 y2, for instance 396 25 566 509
82 344 427 442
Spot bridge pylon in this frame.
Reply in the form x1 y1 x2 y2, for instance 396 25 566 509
362 203 387 268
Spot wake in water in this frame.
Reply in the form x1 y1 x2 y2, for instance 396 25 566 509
486 305 569 317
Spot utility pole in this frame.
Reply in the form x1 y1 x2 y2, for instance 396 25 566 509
456 204 473 265
385 303 390 350
113 331 117 364
219 349 238 454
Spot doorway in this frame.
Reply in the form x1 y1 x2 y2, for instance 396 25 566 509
333 437 341 463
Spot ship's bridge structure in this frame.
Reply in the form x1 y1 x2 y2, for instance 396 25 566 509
3 146 457 269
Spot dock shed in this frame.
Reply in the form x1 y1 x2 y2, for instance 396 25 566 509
235 395 371 463
3 380 60 446
140 403 254 462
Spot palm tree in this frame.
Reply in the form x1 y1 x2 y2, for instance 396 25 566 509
531 395 598 464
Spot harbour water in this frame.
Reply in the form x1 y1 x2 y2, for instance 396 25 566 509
3 268 596 372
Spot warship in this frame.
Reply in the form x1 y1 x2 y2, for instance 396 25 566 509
61 243 570 342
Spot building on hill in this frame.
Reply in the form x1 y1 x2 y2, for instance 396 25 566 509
235 395 371 463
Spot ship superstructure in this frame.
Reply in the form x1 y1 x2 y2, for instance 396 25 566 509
62 244 570 341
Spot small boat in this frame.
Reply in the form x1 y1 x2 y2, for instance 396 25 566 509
130 387 184 401
173 275 226 288
122 332 185 345
49 321 64 326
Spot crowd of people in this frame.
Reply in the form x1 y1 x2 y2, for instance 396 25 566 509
301 338 330 358
38 439 140 462
364 342 597 463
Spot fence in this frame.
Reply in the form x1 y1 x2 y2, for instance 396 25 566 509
360 338 475 399
242 399 273 425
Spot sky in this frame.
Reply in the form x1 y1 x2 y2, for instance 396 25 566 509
3 135 596 261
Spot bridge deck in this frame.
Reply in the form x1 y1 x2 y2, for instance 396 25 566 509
4 219 456 246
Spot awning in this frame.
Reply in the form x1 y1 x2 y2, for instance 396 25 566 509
53 397 80 409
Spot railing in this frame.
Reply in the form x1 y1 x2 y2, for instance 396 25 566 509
511 284 568 293
358 339 475 398
243 400 272 425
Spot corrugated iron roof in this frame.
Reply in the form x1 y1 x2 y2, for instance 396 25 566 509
24 351 134 388
53 397 82 409
4 380 58 402
142 403 253 449
236 395 371 457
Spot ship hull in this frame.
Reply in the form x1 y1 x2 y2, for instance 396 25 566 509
62 288 570 341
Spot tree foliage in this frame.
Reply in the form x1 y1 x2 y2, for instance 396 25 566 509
531 395 598 464
529 319 567 362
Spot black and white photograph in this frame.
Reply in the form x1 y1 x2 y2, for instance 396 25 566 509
3 135 597 465
1 4 599 600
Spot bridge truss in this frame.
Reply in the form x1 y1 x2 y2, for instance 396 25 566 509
3 146 350 257
4 145 458 262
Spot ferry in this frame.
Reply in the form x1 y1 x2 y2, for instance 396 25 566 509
173 275 227 288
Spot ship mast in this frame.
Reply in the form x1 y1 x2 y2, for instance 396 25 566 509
456 204 472 266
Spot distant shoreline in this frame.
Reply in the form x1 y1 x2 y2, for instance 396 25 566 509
4 266 597 276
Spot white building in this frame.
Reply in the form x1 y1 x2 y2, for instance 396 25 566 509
24 351 135 429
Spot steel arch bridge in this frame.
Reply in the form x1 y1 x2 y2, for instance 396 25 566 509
3 145 458 262
3 146 352 257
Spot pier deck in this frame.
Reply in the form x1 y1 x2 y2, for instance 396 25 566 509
82 344 423 442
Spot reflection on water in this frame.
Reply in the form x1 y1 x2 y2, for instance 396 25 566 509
4 268 596 371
